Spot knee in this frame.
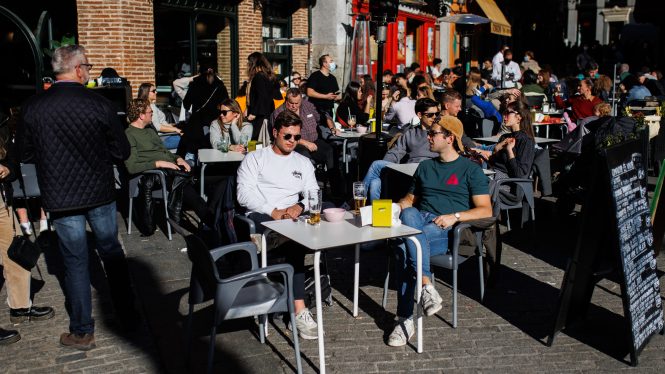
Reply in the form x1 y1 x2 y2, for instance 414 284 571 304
400 207 420 225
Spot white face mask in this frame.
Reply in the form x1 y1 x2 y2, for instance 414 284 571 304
328 62 337 72
524 56 530 62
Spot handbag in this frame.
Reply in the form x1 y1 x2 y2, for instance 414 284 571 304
3 198 41 271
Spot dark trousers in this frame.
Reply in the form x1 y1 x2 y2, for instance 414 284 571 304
295 139 334 170
247 212 307 300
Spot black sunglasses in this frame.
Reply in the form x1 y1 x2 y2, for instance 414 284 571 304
422 111 440 118
427 130 448 137
504 110 519 116
220 110 235 116
150 89 157 93
283 133 302 141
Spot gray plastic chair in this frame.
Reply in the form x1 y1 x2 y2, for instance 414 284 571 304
381 219 493 328
495 177 536 230
181 232 302 374
127 169 172 240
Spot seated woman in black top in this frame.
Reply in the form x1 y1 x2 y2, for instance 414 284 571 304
335 81 371 128
489 101 535 180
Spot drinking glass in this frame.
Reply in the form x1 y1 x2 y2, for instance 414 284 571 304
239 134 250 149
217 135 230 153
307 189 322 225
352 181 367 214
348 115 357 128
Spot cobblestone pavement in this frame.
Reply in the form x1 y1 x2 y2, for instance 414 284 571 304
1 198 664 373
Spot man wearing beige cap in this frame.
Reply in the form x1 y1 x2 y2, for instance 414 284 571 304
387 116 492 347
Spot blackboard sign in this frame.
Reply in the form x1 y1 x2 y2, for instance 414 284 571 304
549 138 664 366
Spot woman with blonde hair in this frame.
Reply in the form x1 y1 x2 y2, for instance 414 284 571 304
210 98 253 153
416 85 435 100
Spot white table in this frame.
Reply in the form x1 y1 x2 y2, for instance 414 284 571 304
197 149 244 199
473 135 559 146
261 214 422 374
386 162 496 177
532 121 565 139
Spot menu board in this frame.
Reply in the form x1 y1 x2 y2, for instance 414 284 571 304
605 143 664 356
549 138 664 366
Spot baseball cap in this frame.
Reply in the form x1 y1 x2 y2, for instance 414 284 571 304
437 115 465 151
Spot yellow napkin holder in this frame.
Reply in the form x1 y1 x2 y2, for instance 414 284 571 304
372 199 392 227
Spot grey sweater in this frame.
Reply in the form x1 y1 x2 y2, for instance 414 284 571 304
383 125 438 164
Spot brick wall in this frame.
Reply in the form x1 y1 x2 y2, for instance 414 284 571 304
291 2 310 76
76 0 155 96
217 25 232 88
237 0 263 89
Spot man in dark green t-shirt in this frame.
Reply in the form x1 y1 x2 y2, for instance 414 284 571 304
388 116 492 347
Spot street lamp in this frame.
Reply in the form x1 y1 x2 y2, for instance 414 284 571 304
439 13 489 113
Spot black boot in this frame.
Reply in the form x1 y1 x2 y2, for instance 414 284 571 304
9 306 55 324
0 327 20 345
136 174 159 236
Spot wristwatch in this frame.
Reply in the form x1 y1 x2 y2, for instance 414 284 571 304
454 212 461 221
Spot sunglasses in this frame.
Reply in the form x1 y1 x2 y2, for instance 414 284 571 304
78 63 94 70
422 111 440 118
282 133 302 141
427 130 448 137
150 89 157 93
292 76 301 81
503 110 519 116
219 110 235 116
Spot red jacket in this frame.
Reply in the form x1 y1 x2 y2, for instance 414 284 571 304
554 94 603 122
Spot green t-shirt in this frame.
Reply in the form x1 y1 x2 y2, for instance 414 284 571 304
124 125 178 175
409 156 489 216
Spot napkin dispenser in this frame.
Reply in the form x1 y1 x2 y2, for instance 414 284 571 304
356 202 401 227
372 199 393 227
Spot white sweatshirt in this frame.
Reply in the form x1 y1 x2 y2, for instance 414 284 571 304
237 146 318 216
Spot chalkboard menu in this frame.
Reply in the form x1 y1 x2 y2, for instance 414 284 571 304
549 138 664 366
605 142 664 356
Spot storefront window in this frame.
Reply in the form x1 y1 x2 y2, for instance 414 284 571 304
262 7 291 79
154 2 238 95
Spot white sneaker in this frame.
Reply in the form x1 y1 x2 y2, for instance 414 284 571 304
289 308 319 340
387 317 414 347
20 223 32 236
39 219 49 233
421 284 443 317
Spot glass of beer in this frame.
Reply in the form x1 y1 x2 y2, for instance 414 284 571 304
307 189 322 225
352 181 367 214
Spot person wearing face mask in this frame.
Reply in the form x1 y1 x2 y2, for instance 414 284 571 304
306 54 341 133
491 49 521 88
209 99 253 153
520 51 540 74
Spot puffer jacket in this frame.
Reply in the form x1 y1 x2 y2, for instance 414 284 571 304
18 81 130 212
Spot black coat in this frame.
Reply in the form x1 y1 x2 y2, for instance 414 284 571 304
183 74 230 128
18 82 130 212
247 73 280 118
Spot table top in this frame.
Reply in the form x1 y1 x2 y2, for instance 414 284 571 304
474 135 559 144
532 121 564 126
386 161 496 177
261 211 421 251
198 149 245 163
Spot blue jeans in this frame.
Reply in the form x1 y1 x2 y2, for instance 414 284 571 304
395 207 451 318
51 201 126 334
363 160 392 203
161 134 181 150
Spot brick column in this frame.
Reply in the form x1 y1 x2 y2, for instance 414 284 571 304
76 0 155 96
237 1 263 89
291 4 310 76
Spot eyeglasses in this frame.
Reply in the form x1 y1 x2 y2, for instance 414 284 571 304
220 110 235 116
503 110 519 116
78 63 94 70
292 76 301 81
282 133 302 141
427 130 448 137
422 111 440 118
150 89 157 93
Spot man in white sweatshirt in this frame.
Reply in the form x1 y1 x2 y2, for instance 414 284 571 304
237 109 320 340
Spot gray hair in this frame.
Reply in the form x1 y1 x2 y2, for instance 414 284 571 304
52 45 87 75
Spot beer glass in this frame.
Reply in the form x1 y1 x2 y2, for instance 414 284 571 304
352 182 367 214
307 189 322 225
217 134 230 153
